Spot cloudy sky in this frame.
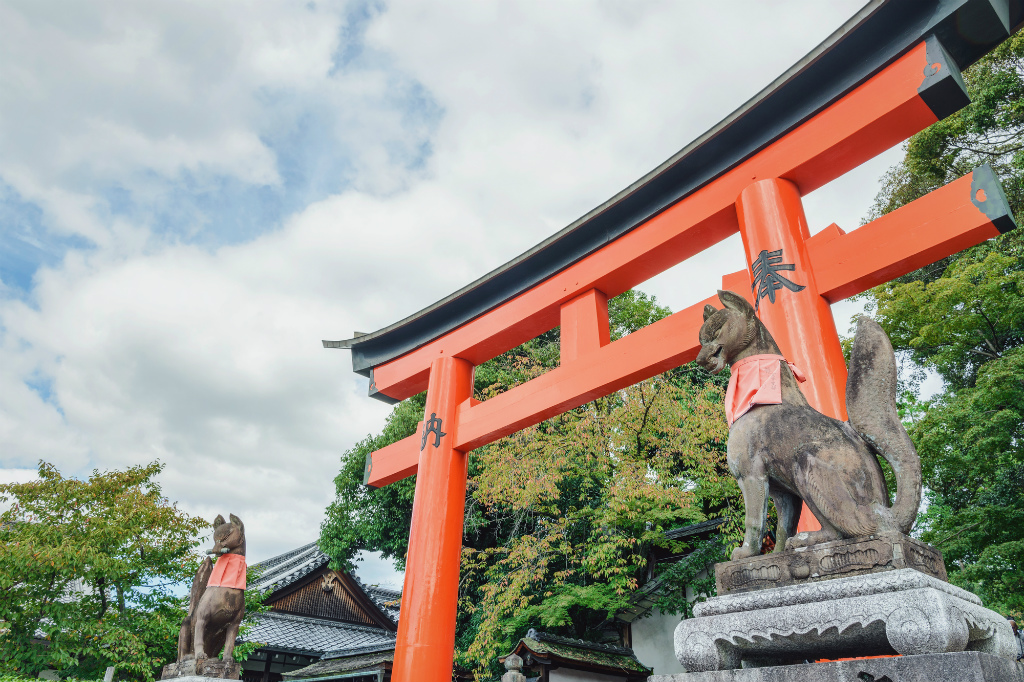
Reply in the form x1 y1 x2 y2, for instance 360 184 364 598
0 0 902 587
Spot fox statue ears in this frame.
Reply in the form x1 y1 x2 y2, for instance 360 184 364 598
718 290 755 319
702 291 754 321
211 514 243 531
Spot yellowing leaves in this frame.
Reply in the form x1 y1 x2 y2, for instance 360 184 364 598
458 370 741 677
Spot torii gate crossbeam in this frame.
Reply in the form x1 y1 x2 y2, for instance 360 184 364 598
324 2 1023 680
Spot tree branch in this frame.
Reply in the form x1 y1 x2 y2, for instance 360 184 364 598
975 307 1004 355
936 521 982 546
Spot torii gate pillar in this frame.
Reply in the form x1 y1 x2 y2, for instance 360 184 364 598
737 178 849 534
392 356 474 682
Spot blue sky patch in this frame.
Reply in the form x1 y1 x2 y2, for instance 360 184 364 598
0 181 94 296
0 0 443 296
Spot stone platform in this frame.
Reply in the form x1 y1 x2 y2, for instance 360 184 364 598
161 658 240 680
674 569 1016 672
651 651 1024 682
715 533 946 595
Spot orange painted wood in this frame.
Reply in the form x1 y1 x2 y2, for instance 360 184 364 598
795 504 820 535
736 179 841 534
722 269 753 298
371 274 747 475
737 178 849 421
804 222 847 250
811 170 1002 303
392 357 474 682
455 293 715 452
364 428 420 488
370 42 939 401
366 176 1008 478
560 289 610 364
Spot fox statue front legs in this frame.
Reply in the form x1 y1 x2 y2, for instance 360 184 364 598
731 461 769 561
768 482 801 553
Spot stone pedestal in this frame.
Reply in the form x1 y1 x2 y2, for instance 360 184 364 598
161 658 240 680
667 532 1021 681
652 651 1024 682
715 533 946 595
674 569 1015 672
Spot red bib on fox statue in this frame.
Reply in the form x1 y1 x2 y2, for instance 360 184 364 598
725 354 805 427
207 552 247 590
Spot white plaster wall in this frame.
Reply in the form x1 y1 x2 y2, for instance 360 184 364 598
630 608 685 676
549 668 627 682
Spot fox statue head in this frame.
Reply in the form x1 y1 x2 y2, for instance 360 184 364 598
695 290 771 374
208 514 246 557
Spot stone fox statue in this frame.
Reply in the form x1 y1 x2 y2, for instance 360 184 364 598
177 514 247 662
696 290 922 561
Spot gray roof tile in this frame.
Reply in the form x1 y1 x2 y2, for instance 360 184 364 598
283 648 395 679
249 543 402 626
241 612 396 656
250 542 330 594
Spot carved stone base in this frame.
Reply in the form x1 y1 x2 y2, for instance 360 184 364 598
674 569 1016 672
161 658 240 680
651 651 1024 681
715 533 946 595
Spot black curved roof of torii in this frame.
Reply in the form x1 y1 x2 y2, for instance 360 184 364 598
328 0 1024 385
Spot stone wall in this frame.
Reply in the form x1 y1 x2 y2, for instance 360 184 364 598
631 609 685 676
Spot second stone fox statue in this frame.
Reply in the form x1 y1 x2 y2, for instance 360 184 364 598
177 514 247 664
696 290 922 560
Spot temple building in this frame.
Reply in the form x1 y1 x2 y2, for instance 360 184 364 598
244 518 720 681
504 630 651 682
612 518 725 676
239 542 401 682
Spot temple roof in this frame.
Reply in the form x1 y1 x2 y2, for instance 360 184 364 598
663 517 725 541
363 585 402 622
614 517 726 623
282 644 396 680
249 542 402 622
241 612 396 656
509 631 650 677
250 542 328 594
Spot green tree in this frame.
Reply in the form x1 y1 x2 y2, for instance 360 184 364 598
0 461 206 680
458 371 738 671
234 570 273 665
320 290 741 677
862 27 1024 615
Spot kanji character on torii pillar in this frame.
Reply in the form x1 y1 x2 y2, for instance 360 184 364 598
325 3 1022 680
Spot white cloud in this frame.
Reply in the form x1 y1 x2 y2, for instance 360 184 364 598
0 0 894 571
0 2 309 188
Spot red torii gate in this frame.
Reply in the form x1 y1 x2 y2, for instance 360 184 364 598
325 2 1022 680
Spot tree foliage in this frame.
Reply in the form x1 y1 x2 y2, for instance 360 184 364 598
862 28 1024 616
0 461 206 680
459 372 738 669
320 290 741 677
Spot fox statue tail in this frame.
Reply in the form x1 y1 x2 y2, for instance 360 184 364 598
177 556 213 660
845 316 922 534
188 556 213 617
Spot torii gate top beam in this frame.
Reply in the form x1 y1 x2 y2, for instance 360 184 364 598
327 0 1023 403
